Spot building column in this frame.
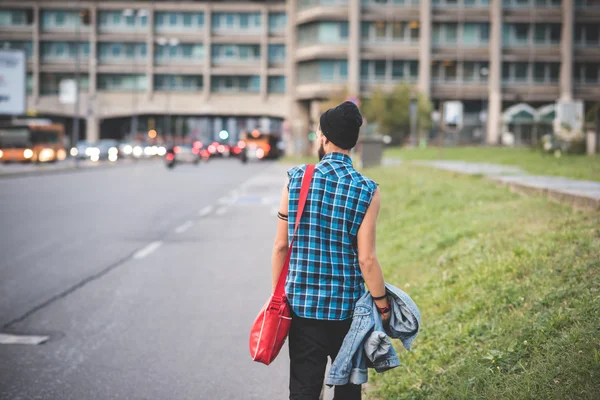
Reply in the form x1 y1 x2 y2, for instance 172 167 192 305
203 5 212 100
560 0 574 101
86 115 99 143
418 0 431 96
348 0 361 98
286 0 306 156
32 4 40 103
260 6 269 100
89 6 97 98
146 6 155 98
486 0 502 145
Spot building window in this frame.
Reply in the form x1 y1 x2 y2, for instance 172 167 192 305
41 41 90 61
433 0 488 6
212 13 262 33
269 13 286 34
98 10 148 32
298 21 349 46
362 21 419 43
575 63 600 84
299 0 350 10
297 60 348 84
504 0 560 7
502 62 560 84
361 60 418 82
98 74 147 91
41 10 82 31
155 43 204 64
154 12 204 32
462 23 490 46
154 75 203 92
0 9 31 26
40 73 90 95
212 44 260 63
211 76 260 93
268 44 286 64
2 41 33 59
575 23 600 47
268 76 286 93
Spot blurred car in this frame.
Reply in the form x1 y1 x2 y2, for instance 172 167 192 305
71 139 119 162
206 141 231 158
164 144 203 169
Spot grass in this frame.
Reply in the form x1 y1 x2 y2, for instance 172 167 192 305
386 147 600 182
362 163 600 400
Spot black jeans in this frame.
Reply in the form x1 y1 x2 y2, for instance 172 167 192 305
288 311 362 400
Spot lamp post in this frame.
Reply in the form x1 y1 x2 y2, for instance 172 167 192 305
156 37 180 139
123 8 148 141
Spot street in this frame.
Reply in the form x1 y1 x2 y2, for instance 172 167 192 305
0 159 292 399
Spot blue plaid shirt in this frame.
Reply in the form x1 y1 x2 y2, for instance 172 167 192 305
285 152 378 320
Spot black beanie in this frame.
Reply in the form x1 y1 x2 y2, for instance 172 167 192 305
319 101 363 150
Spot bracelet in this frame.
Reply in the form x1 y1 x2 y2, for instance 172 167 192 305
376 304 391 314
371 293 387 301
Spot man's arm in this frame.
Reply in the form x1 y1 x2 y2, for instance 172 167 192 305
357 188 390 319
271 180 289 293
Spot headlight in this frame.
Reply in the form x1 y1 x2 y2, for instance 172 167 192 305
0 149 3 158
90 154 99 162
123 145 133 155
39 148 55 162
23 149 33 159
108 147 118 156
57 149 67 161
144 146 152 156
157 146 166 156
70 147 78 157
133 146 143 157
108 153 118 162
85 147 99 156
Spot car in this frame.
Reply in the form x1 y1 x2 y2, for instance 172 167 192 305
70 140 119 162
164 144 203 169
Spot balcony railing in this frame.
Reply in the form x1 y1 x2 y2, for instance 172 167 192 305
298 0 349 10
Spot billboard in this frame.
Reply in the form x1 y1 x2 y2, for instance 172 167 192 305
443 101 464 129
0 49 26 115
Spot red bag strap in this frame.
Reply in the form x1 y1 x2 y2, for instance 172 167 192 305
273 164 315 298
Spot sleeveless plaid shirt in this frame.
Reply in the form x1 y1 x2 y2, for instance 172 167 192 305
285 152 378 320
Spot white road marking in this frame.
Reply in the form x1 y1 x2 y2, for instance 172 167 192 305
199 205 214 217
174 221 193 234
215 207 227 216
132 241 163 259
217 197 230 205
0 333 49 345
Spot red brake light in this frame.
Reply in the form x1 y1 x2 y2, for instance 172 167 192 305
264 144 271 153
193 141 203 149
174 146 180 153
192 148 199 154
166 153 174 161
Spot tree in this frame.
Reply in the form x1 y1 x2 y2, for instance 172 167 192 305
416 92 433 143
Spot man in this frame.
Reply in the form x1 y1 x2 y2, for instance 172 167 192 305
271 102 391 400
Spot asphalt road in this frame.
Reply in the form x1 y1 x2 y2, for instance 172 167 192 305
0 158 294 399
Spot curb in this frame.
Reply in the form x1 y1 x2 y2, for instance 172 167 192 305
409 161 600 212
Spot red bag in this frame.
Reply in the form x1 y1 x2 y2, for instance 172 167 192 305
249 164 315 365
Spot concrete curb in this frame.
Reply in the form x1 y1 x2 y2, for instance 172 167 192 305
407 161 600 212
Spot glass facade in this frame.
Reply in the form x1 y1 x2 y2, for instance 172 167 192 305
298 21 349 46
98 74 147 91
154 75 203 91
432 61 489 83
212 13 261 33
503 23 561 47
432 23 489 47
268 13 286 34
502 62 560 84
433 0 489 7
211 76 261 93
41 41 90 61
574 63 600 84
575 23 600 47
0 9 30 26
155 12 204 32
41 10 84 31
298 0 349 9
212 44 261 64
40 73 90 95
98 42 146 63
155 43 204 64
298 60 348 84
2 41 33 59
361 21 419 44
268 76 286 93
268 44 286 65
98 10 148 32
503 0 560 7
362 0 421 6
361 59 419 82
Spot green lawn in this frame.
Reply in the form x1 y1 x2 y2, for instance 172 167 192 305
386 147 600 182
364 164 599 399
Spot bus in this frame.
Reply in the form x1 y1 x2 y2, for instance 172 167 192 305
0 122 67 163
238 129 281 163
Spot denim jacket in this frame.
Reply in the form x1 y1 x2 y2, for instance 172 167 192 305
325 283 421 386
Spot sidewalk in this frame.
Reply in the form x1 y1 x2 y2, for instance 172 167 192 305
411 160 600 211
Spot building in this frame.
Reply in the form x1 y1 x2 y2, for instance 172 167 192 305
0 0 598 150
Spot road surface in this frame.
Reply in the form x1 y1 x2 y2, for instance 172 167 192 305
0 158 294 399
